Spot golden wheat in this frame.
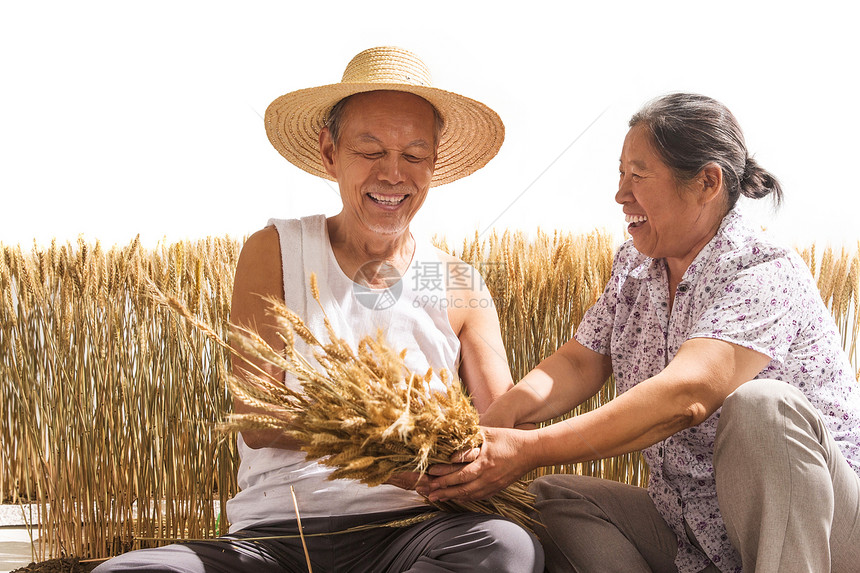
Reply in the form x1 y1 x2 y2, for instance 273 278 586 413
3 230 858 563
0 236 239 561
800 243 860 376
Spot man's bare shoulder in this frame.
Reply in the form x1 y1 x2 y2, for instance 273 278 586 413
427 245 496 335
242 226 280 258
432 247 461 265
430 247 479 292
234 226 282 296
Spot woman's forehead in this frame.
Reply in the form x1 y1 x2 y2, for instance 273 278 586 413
621 126 659 166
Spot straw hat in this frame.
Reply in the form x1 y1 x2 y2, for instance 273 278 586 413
264 46 505 187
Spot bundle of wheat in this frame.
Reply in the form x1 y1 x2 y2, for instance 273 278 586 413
159 274 538 533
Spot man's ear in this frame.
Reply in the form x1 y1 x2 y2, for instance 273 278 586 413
319 127 337 178
698 163 724 205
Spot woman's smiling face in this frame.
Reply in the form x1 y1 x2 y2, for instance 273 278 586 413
616 124 723 279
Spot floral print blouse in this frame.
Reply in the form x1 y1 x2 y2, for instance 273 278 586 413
575 209 860 573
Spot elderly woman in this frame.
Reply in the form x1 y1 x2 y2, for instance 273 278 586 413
422 93 860 572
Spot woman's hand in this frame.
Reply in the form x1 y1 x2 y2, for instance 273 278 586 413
418 426 536 502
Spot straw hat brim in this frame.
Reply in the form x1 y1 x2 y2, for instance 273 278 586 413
264 83 505 187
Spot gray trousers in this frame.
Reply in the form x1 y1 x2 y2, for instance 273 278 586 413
92 507 543 573
530 379 860 572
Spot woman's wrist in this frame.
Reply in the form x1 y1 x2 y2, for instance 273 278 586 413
480 398 519 428
517 425 546 471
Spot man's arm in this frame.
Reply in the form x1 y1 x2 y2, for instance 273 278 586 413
444 256 513 413
230 226 301 450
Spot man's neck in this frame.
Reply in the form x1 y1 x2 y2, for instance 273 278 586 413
326 215 415 287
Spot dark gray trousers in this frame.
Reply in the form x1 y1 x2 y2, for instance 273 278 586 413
92 508 543 573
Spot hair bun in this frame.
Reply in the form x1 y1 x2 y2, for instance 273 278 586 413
740 156 756 184
740 156 782 203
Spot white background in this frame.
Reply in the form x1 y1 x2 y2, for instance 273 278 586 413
2 1 857 250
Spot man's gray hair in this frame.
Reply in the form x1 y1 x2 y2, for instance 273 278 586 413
325 93 445 148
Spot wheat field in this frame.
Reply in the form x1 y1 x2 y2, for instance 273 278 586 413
1 232 858 561
0 237 240 560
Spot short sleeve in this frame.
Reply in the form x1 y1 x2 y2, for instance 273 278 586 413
688 253 806 362
574 248 626 356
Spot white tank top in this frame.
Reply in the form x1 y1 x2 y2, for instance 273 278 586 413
226 215 461 531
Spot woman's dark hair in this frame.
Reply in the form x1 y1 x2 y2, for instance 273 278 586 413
629 93 782 211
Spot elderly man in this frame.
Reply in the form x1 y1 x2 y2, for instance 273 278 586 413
94 47 543 572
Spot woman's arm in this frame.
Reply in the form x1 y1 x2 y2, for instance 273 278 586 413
424 336 611 479
479 337 613 428
423 336 770 502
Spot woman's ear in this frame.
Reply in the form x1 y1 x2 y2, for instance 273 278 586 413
698 163 724 205
319 127 337 178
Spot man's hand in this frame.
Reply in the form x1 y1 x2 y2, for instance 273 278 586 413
385 471 430 491
426 453 478 479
